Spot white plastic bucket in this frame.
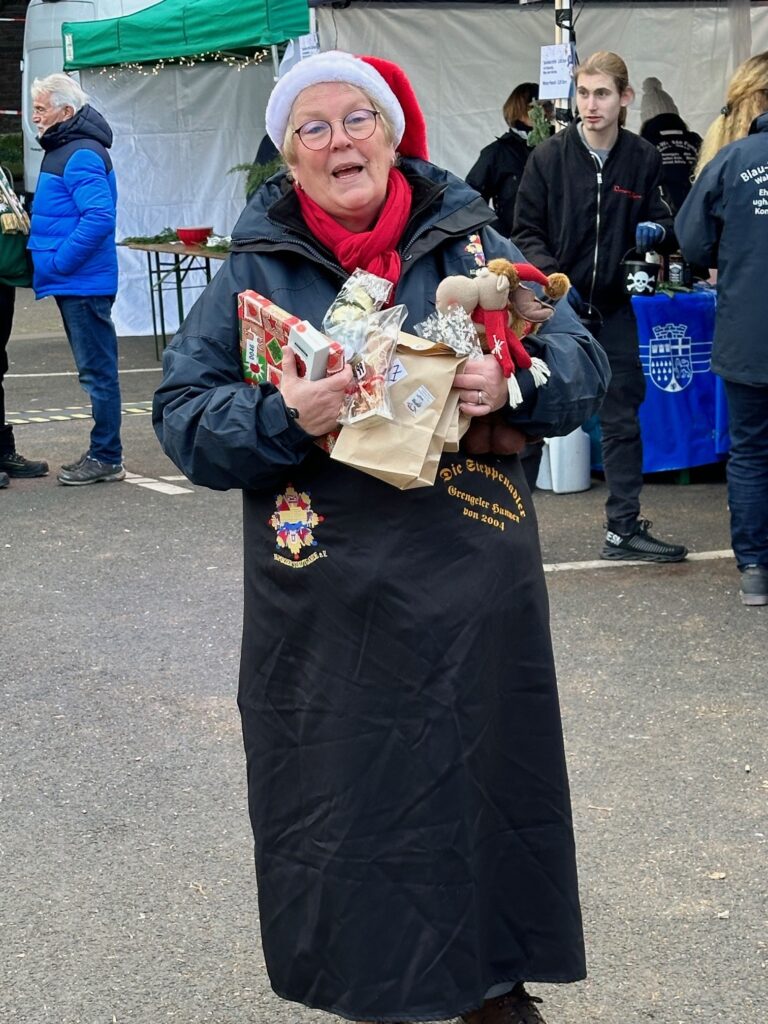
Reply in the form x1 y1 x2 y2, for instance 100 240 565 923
536 444 553 490
536 428 591 494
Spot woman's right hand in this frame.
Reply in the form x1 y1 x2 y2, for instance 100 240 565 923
279 346 354 436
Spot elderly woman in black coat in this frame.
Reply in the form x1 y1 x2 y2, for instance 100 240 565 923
154 51 609 1024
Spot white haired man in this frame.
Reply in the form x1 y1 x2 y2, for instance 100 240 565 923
28 73 123 484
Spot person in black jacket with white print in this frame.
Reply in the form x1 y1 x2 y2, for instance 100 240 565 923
514 51 687 562
639 77 701 214
676 52 768 606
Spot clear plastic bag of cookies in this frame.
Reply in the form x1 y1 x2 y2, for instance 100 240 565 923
322 269 394 355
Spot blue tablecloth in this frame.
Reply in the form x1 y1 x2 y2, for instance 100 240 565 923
631 290 729 472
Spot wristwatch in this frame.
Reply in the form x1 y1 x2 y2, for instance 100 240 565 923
285 406 300 421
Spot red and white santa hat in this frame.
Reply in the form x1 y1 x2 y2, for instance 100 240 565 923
265 49 428 160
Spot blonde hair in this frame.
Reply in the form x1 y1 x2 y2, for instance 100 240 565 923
695 51 768 176
31 73 88 113
282 93 395 165
574 51 631 127
502 83 539 128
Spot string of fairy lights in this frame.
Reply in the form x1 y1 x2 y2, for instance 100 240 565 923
96 49 269 80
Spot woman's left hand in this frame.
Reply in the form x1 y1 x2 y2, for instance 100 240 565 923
453 354 509 416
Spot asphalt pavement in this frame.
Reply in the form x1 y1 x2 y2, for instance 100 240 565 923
1 290 766 1024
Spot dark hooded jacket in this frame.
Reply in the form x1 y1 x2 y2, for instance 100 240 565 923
513 122 675 316
152 158 607 1022
28 104 117 298
676 112 768 384
640 113 702 213
466 129 532 236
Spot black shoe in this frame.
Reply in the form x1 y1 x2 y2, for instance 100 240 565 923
740 565 768 607
61 451 90 472
57 455 126 486
0 471 8 489
601 518 688 563
461 984 547 1024
0 450 49 478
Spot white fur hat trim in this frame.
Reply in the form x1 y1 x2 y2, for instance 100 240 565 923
265 50 405 152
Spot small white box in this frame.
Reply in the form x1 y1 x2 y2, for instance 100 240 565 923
288 321 332 380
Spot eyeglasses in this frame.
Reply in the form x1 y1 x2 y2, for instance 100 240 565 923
293 109 380 151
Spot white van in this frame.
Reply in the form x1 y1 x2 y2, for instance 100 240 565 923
21 0 152 194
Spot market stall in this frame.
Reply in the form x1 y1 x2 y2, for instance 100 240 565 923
120 240 229 356
61 0 309 337
633 289 729 472
313 1 768 180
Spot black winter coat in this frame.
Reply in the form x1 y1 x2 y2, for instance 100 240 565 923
466 129 531 236
513 123 675 315
154 159 609 492
676 112 768 384
153 159 607 1021
640 113 701 214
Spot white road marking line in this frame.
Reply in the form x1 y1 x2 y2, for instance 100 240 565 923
543 550 734 572
124 470 192 495
160 474 188 481
137 481 192 495
7 368 162 378
682 550 735 561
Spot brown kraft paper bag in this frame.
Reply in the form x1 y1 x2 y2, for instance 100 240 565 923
443 405 471 454
330 334 466 489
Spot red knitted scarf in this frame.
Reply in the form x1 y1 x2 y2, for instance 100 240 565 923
294 167 413 288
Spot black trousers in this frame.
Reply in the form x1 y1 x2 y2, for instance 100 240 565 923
594 305 646 534
0 283 16 455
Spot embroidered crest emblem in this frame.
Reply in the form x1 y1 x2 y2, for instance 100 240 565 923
647 323 695 392
269 485 324 561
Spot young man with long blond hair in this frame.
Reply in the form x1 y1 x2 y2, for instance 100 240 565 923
514 51 687 563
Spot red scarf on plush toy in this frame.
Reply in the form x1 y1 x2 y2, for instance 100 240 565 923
294 167 412 289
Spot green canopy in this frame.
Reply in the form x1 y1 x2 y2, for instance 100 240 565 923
62 0 310 70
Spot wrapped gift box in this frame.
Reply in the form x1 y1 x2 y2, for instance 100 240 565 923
238 290 344 385
238 290 302 385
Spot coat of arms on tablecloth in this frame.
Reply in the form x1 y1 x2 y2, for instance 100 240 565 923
269 485 324 560
647 323 695 392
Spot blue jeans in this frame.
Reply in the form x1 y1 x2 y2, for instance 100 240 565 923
722 379 768 569
56 295 122 464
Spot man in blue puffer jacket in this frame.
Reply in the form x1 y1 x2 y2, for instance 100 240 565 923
28 73 124 485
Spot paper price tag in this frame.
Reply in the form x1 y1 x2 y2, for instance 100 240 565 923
404 385 436 416
388 358 407 385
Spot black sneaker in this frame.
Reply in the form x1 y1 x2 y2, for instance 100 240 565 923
602 518 688 562
61 451 90 472
0 450 49 478
57 455 126 486
740 565 768 607
0 471 8 489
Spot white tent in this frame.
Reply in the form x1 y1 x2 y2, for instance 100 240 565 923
82 61 274 337
314 1 768 178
